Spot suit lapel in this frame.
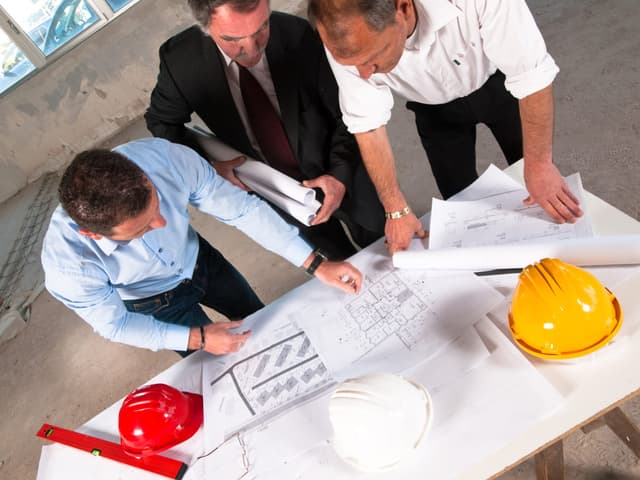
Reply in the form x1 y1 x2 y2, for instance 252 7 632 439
266 21 300 161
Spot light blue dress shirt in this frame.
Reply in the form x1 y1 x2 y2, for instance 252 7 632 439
41 138 312 351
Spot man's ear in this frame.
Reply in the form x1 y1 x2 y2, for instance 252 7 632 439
397 0 412 19
78 229 103 241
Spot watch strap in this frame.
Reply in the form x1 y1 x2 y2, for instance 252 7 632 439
305 249 327 276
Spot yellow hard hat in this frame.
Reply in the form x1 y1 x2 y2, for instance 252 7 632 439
508 258 622 360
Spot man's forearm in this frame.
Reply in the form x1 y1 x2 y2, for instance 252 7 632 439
354 126 408 211
519 84 554 165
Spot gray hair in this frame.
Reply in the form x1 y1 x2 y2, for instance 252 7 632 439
187 0 262 31
308 0 397 33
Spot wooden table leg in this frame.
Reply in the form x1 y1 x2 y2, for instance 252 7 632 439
603 407 640 458
534 440 564 480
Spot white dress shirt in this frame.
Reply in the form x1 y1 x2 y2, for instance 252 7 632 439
326 0 560 134
217 47 281 162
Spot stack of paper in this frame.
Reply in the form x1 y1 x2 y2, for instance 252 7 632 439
390 164 640 271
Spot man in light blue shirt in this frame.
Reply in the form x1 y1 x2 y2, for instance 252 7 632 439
41 138 361 355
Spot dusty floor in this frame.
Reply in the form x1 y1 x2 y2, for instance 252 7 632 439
1 0 640 478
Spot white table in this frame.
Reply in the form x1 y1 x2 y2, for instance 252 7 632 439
37 163 640 479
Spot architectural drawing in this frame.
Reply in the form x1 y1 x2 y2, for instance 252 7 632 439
297 268 504 376
429 172 592 249
205 324 334 436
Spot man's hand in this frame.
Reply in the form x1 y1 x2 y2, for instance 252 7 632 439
385 212 427 253
313 260 363 294
523 161 583 223
210 156 250 191
189 321 251 354
303 175 346 225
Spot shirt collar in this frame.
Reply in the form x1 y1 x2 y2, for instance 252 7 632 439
93 188 163 256
216 44 268 72
95 236 128 255
406 0 461 51
217 43 234 67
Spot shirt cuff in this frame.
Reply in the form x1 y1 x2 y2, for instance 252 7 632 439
163 323 192 351
505 54 560 99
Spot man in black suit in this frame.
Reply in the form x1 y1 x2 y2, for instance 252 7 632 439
145 0 385 260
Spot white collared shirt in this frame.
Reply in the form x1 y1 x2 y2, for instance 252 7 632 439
217 46 281 161
326 0 560 133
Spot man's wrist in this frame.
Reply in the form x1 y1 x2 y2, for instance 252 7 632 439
304 249 327 276
385 206 411 219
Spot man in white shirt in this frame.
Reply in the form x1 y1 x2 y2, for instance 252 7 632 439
308 0 584 253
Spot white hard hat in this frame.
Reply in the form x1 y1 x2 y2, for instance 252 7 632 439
329 373 433 471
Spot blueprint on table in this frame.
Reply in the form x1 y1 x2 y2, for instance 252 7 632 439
295 265 504 378
429 171 593 249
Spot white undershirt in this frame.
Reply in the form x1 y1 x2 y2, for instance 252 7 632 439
326 0 560 134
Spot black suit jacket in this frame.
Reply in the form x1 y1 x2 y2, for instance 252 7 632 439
145 12 383 233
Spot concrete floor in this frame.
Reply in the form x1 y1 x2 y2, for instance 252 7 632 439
1 0 640 478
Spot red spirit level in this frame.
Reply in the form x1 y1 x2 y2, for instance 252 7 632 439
36 423 189 479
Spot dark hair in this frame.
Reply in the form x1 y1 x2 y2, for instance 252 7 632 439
187 0 262 30
308 0 396 35
58 149 151 236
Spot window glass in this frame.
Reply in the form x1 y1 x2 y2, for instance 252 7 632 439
105 0 134 12
2 0 99 55
0 30 36 93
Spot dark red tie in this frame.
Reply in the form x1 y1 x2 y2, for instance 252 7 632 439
239 65 302 180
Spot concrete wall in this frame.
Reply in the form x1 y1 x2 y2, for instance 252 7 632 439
0 0 194 203
0 0 303 204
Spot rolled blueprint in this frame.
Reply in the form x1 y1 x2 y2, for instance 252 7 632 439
392 235 640 271
235 160 316 206
191 128 321 226
249 182 321 227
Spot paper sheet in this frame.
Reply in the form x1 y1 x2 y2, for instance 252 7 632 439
200 324 493 479
239 318 562 480
192 130 321 225
393 234 640 271
295 266 504 379
429 172 592 249
37 443 208 480
202 321 335 445
448 163 525 201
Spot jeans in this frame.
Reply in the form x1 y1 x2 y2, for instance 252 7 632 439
124 235 264 355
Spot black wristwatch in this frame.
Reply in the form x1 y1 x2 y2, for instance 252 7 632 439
305 249 327 276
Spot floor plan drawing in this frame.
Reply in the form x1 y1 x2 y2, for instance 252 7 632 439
344 272 428 351
296 268 504 377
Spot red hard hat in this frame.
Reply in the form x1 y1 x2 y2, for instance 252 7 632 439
118 383 203 457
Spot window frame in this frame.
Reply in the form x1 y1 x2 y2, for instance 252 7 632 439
0 0 139 96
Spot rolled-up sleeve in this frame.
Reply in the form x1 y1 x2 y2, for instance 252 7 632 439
325 48 395 134
477 0 559 99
